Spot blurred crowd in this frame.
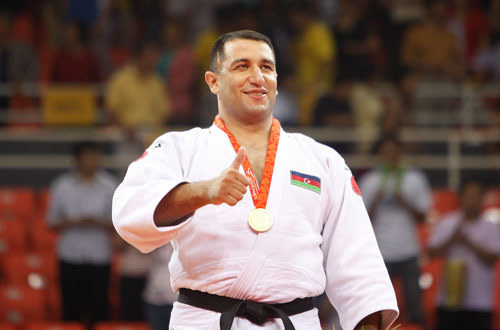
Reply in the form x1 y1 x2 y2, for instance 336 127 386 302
0 0 499 137
1 0 500 329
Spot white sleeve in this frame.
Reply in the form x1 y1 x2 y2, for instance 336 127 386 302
321 153 399 330
112 136 192 253
428 215 458 249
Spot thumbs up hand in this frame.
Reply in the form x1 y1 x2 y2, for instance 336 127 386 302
230 147 246 171
207 148 249 206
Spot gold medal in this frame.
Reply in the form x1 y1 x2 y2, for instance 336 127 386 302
248 208 273 232
214 115 281 233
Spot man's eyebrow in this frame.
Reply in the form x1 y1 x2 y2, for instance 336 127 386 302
229 58 249 67
229 58 276 67
262 59 276 67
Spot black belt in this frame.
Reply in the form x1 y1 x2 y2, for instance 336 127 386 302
178 288 315 330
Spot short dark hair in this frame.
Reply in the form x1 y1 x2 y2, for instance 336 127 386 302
373 134 402 154
459 178 486 193
132 40 158 58
72 141 100 159
210 30 275 73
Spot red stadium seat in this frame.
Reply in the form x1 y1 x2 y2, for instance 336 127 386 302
30 219 58 251
33 190 58 251
0 250 61 320
0 323 16 330
0 284 46 324
26 322 86 330
0 187 36 221
431 189 459 219
1 251 58 287
93 322 151 330
0 219 28 257
416 222 431 248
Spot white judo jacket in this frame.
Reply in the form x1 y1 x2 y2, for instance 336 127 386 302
113 123 399 330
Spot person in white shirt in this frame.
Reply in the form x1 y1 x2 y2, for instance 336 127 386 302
47 142 117 323
359 136 431 326
113 30 398 330
428 180 500 330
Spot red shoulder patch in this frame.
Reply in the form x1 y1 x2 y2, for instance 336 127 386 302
134 150 148 162
351 176 362 196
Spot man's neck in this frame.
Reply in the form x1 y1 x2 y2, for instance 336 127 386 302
219 113 272 148
464 210 480 221
78 170 96 182
134 66 152 79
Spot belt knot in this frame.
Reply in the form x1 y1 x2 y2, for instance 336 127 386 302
238 300 269 325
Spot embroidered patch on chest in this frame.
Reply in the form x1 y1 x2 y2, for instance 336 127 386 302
290 170 321 194
133 150 148 162
351 176 362 196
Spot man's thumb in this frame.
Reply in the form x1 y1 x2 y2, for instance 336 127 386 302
230 147 245 170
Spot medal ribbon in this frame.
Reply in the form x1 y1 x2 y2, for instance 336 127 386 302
214 115 280 209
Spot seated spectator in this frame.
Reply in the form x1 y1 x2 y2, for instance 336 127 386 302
373 0 426 81
401 0 462 80
50 21 102 83
46 142 118 325
0 11 38 126
156 17 196 125
401 0 464 126
472 31 500 82
446 0 489 70
349 70 386 152
334 0 379 82
428 180 500 330
288 1 336 125
313 76 353 127
106 41 169 139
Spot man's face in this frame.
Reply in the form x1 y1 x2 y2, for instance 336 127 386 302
207 39 277 123
77 149 100 176
461 182 483 216
138 46 158 73
379 140 401 167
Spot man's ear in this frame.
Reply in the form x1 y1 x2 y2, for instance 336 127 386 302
205 71 219 94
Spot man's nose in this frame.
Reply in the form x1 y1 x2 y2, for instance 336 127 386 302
248 65 265 85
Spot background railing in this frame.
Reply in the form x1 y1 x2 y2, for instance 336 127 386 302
1 125 499 189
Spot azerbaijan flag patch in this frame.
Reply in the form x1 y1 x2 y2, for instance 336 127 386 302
290 170 321 194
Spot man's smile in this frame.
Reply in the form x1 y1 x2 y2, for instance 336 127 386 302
243 89 267 99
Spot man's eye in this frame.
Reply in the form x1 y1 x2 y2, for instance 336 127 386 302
237 64 248 69
262 65 273 70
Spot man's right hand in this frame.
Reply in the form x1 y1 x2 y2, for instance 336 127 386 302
154 148 250 227
206 147 249 206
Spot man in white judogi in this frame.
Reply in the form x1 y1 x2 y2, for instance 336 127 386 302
113 30 398 330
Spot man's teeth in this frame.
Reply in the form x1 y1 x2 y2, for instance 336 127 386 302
247 92 265 95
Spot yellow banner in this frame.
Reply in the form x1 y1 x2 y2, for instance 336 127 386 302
42 86 97 125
